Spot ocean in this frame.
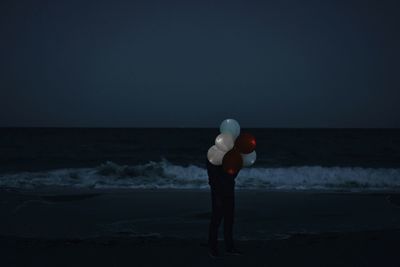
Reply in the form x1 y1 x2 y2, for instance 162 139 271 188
1 128 400 191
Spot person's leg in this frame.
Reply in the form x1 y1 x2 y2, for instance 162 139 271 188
223 195 235 250
208 188 224 251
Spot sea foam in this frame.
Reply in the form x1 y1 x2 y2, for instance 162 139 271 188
1 158 399 191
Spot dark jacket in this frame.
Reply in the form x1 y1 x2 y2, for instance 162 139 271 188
206 159 239 196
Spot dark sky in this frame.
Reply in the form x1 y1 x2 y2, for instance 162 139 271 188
1 0 399 127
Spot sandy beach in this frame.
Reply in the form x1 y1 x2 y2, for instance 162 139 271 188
1 189 400 266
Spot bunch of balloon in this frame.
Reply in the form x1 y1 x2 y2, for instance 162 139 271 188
207 119 257 175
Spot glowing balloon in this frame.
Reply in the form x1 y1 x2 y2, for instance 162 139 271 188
235 133 256 154
222 148 243 175
207 145 226 166
215 133 234 152
241 150 257 167
220 119 240 140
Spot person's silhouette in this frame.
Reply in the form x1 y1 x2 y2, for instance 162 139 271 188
206 159 242 257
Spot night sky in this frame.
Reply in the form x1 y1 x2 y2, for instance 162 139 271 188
1 0 399 127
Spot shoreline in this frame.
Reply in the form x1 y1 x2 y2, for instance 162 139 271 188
2 188 400 266
3 186 400 195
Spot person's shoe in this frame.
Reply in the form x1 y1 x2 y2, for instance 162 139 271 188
208 248 221 259
225 247 243 256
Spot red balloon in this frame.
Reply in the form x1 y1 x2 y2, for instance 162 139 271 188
234 133 256 154
222 148 243 175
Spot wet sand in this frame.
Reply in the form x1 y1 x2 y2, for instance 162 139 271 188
1 188 400 266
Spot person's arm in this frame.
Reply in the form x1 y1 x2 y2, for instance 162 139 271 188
206 160 223 191
206 160 218 182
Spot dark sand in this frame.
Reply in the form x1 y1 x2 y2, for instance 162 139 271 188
1 188 400 266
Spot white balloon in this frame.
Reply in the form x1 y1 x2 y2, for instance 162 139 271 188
241 150 256 167
219 119 240 140
215 133 234 152
207 145 226 166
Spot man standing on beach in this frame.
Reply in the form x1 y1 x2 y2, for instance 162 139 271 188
206 159 243 258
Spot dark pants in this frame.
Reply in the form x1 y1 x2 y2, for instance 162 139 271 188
208 187 235 250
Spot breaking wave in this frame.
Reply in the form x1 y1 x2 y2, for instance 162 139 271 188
1 158 400 191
